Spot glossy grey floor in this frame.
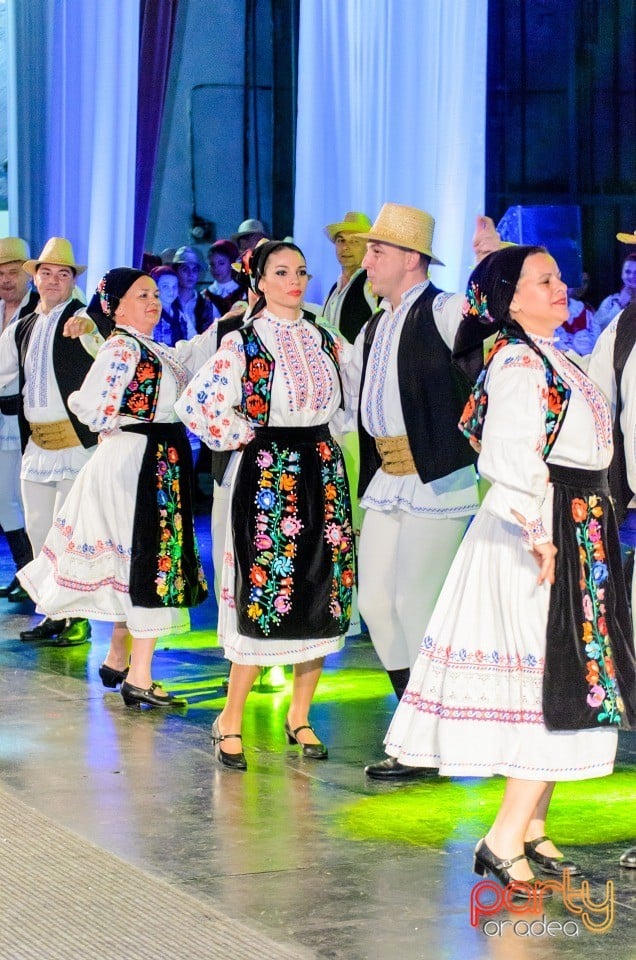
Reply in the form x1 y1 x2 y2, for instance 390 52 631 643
0 530 634 959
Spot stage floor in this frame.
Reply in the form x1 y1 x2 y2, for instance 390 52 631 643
0 518 634 959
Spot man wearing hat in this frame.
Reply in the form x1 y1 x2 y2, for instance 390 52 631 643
353 204 499 778
232 218 269 256
323 211 378 344
0 238 40 601
0 237 111 644
172 246 216 336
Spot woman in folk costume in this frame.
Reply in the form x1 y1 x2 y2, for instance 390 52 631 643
19 268 214 708
381 246 636 889
176 241 355 770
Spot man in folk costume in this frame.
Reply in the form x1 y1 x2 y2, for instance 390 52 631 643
0 237 111 645
351 204 500 778
587 284 636 870
0 238 40 601
323 211 378 344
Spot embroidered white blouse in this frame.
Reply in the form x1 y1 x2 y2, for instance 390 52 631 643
480 335 613 545
68 325 217 434
174 311 349 446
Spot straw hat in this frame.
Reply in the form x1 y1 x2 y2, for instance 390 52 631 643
324 211 372 243
23 237 86 276
617 230 636 245
356 203 444 265
0 237 29 265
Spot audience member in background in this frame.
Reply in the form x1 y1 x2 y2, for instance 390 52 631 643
232 218 269 256
0 237 112 646
151 265 188 346
204 239 247 315
553 271 597 355
323 211 378 344
0 238 39 601
594 252 636 335
172 246 217 334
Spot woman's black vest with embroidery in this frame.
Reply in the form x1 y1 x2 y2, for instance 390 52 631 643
237 319 343 426
113 328 163 421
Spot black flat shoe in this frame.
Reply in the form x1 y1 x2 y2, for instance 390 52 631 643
524 836 581 876
19 617 68 641
120 680 185 708
0 576 29 601
364 756 437 780
7 581 31 603
473 839 552 899
0 576 18 598
211 717 247 770
98 662 129 689
285 720 328 760
48 618 91 647
620 847 636 868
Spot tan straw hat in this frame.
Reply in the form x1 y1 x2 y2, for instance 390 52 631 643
617 230 636 245
324 211 372 242
0 237 30 265
355 203 444 265
23 237 86 276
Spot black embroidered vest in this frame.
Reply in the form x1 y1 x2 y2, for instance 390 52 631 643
113 328 162 421
237 319 343 426
358 284 476 497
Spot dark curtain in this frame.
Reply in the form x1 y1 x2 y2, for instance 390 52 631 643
133 0 179 267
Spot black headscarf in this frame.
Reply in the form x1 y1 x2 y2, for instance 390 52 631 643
96 267 148 318
453 245 547 384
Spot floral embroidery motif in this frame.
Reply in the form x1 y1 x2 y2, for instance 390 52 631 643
114 328 162 421
239 327 275 424
155 442 206 605
317 437 355 629
246 445 302 634
572 494 623 725
459 332 571 457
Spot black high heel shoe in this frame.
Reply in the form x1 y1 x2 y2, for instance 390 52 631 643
211 718 247 770
120 680 185 708
524 836 582 876
284 720 328 760
98 663 129 689
473 839 551 899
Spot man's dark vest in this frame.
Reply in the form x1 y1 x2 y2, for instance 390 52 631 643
14 299 112 452
325 270 376 344
358 283 476 498
609 303 636 524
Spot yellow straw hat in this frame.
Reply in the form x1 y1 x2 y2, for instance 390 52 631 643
23 237 86 276
616 230 636 245
324 211 372 243
0 237 29 265
356 202 445 265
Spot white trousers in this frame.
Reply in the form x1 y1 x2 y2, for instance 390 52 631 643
0 448 25 532
22 477 77 556
358 508 469 671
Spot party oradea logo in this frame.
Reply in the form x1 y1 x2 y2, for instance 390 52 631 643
470 871 614 937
